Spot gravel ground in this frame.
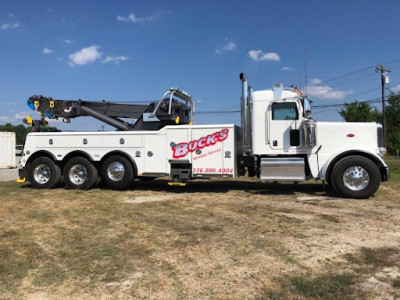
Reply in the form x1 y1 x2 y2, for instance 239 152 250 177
0 156 21 182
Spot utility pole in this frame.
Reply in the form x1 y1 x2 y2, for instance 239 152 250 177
376 65 391 148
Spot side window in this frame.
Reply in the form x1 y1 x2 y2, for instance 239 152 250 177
272 102 298 120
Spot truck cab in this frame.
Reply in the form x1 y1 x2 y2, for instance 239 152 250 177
239 73 389 198
250 84 309 155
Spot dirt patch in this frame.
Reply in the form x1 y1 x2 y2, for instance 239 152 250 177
124 193 193 204
0 179 399 299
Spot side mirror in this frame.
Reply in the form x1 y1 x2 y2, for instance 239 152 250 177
303 98 312 119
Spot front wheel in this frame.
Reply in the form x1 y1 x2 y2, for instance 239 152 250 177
331 155 381 199
101 156 134 189
63 157 98 190
28 157 61 189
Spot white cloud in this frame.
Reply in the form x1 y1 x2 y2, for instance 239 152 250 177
43 47 54 54
69 45 102 66
60 38 73 44
117 10 167 23
8 13 15 17
248 50 280 62
307 78 353 100
1 22 20 30
14 112 31 120
281 66 291 71
102 55 130 64
0 116 13 123
307 81 353 100
391 84 400 92
309 78 322 85
215 38 237 54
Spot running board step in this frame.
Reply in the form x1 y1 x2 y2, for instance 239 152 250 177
260 157 305 182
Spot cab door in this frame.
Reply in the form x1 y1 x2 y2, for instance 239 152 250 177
268 101 301 150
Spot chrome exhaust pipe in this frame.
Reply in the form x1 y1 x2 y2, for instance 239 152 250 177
240 73 252 154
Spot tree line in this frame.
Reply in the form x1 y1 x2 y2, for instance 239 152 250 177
0 123 31 145
0 123 60 145
338 91 400 154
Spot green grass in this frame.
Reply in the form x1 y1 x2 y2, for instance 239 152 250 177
319 214 341 223
259 273 355 299
345 247 399 270
393 279 400 288
385 156 400 179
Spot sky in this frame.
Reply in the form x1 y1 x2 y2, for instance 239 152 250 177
1 0 400 131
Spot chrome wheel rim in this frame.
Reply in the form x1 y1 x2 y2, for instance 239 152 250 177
68 164 88 185
33 164 51 184
107 162 125 181
343 166 369 191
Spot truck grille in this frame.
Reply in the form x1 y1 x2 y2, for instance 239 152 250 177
377 125 383 147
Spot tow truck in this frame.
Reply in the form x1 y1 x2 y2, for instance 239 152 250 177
18 73 389 198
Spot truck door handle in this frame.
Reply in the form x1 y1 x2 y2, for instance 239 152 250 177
273 140 278 146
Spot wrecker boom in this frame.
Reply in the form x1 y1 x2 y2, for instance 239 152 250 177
27 87 194 131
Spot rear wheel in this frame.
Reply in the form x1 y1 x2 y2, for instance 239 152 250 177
331 155 380 199
29 157 61 189
64 157 98 190
101 156 134 189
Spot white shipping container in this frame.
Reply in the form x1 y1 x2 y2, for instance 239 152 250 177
0 132 16 168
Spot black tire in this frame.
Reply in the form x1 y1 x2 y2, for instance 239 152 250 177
101 156 134 189
63 157 98 190
331 155 381 199
28 157 61 189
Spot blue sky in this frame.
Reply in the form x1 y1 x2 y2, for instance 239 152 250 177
1 0 400 131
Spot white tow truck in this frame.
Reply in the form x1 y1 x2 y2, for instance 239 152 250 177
18 73 389 198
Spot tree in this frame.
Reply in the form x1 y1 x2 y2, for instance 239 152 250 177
338 94 400 154
386 92 400 154
0 123 31 144
338 101 382 123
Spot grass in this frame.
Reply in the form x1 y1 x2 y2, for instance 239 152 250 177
319 214 341 223
0 177 399 298
345 247 400 270
260 273 356 299
385 155 400 179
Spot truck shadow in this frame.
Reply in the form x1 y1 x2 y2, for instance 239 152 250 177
19 178 338 198
127 179 339 198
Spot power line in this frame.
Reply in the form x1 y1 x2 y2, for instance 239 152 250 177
312 98 389 115
313 97 382 109
321 58 400 84
330 73 376 88
196 110 240 114
312 87 381 108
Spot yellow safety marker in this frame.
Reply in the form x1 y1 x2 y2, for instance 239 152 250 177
168 182 186 186
189 120 192 125
49 101 55 108
16 177 26 183
175 116 180 124
24 116 33 125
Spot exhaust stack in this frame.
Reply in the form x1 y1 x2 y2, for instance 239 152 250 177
240 73 252 154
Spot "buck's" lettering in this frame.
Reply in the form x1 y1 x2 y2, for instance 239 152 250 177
172 128 229 158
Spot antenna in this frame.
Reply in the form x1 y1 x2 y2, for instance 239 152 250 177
298 73 302 91
304 50 308 95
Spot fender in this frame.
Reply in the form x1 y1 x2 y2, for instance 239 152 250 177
308 147 385 181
